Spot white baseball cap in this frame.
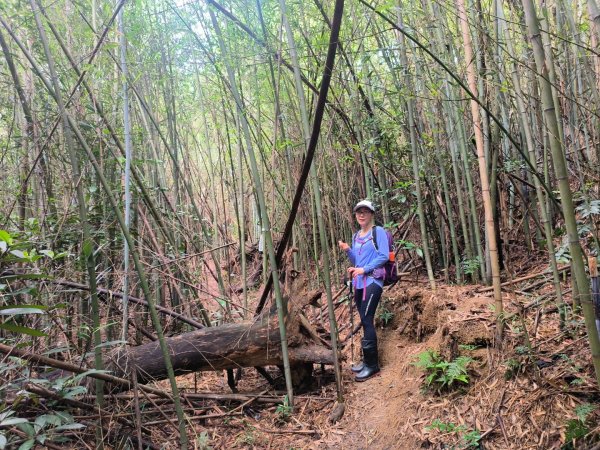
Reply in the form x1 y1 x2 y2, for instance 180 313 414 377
353 200 375 213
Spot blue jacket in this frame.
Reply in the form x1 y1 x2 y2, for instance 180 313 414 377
346 226 389 289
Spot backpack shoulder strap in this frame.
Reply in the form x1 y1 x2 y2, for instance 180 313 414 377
372 226 378 250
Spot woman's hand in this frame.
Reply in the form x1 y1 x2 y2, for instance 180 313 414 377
338 240 350 251
347 267 365 278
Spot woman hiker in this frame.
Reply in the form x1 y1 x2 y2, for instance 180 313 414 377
338 200 389 382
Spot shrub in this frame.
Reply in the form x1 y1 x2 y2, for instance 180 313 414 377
413 350 473 393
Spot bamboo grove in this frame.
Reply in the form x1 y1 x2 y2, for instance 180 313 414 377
1 0 600 442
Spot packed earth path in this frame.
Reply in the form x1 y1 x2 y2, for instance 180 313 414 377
328 326 426 449
317 283 488 450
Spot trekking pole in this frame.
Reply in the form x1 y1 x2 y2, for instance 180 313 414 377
346 277 355 364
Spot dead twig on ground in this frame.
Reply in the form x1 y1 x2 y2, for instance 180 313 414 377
476 265 569 293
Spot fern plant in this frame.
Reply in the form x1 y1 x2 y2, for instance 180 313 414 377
275 395 292 424
427 419 482 448
413 350 473 393
563 403 596 449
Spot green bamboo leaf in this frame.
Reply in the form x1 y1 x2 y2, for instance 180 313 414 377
34 414 62 432
16 422 34 437
33 415 47 433
0 304 47 310
0 322 47 337
9 250 25 259
82 240 93 258
0 304 47 314
17 439 34 450
53 412 73 423
0 230 12 244
0 411 14 422
0 307 45 315
0 417 29 426
95 339 126 349
39 249 55 259
0 274 46 282
54 423 86 431
73 369 110 383
62 386 87 399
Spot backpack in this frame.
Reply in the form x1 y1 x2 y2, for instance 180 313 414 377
354 226 399 286
373 226 399 286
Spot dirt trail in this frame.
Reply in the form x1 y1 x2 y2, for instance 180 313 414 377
326 286 468 449
338 333 427 449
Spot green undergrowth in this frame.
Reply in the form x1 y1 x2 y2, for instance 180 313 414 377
413 349 474 394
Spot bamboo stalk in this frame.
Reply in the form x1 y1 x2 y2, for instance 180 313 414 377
498 0 566 325
396 4 437 289
117 3 133 343
455 0 503 332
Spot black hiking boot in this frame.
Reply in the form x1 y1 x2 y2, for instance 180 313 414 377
355 339 380 382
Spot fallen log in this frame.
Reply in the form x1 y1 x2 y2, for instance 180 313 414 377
111 300 335 388
0 343 170 399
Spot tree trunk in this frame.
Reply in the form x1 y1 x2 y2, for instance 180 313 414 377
111 301 334 387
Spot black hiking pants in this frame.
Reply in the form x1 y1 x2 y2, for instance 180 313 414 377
354 283 383 342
